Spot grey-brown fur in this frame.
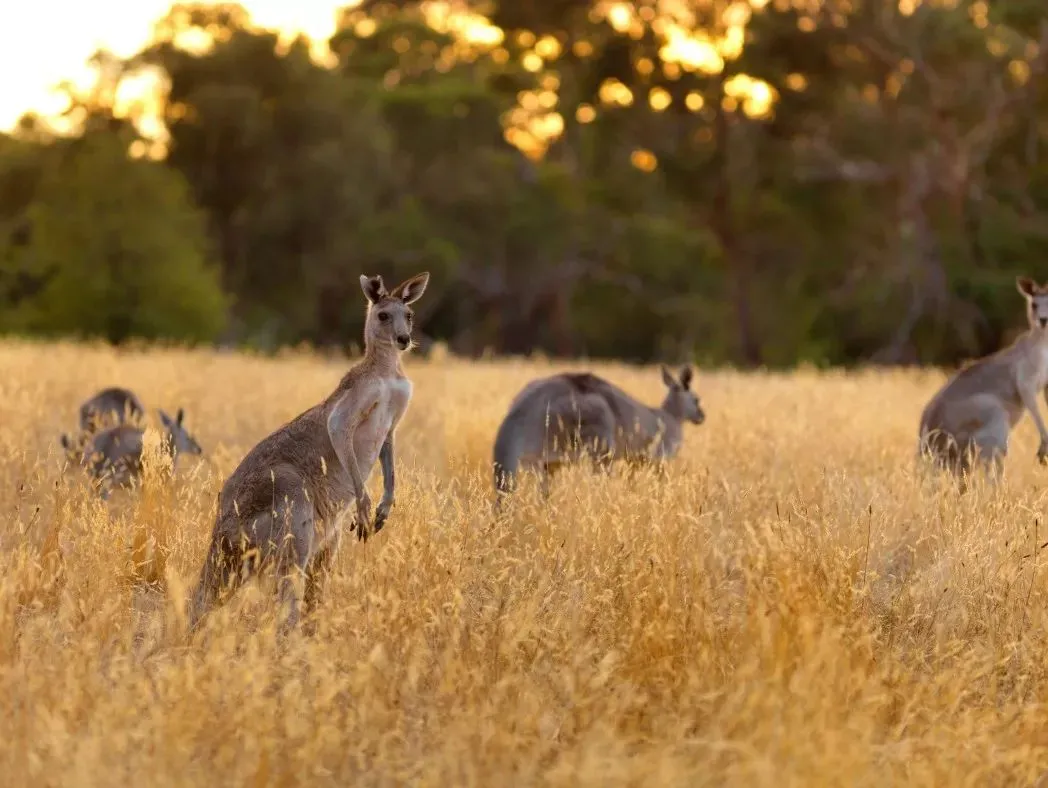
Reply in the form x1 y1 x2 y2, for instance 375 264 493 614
79 387 144 432
493 365 704 500
61 387 145 463
187 271 430 633
80 408 203 498
919 276 1048 478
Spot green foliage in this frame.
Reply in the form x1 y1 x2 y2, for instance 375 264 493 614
4 0 1048 366
0 132 225 343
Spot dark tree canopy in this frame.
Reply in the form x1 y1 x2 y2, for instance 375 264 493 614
2 0 1048 366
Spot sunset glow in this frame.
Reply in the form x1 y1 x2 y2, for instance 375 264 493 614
0 0 351 131
1 0 780 162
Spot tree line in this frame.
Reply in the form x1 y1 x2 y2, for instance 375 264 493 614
1 0 1047 367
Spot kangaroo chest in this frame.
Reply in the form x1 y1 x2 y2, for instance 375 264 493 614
351 377 413 479
1030 346 1048 390
1008 344 1048 410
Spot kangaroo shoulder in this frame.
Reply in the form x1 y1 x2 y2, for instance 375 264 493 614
326 377 385 434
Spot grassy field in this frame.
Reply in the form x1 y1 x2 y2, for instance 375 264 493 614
4 338 1048 786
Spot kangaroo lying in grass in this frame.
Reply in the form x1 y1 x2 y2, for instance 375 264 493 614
493 365 705 501
188 271 429 633
80 408 203 498
919 276 1048 478
61 387 145 463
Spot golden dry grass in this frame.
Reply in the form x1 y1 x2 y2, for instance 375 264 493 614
5 338 1048 785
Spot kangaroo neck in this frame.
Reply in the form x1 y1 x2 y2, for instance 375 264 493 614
361 339 402 376
653 400 684 453
1026 327 1048 349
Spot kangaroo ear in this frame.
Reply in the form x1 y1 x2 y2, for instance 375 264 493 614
360 274 387 304
1017 276 1038 298
660 364 677 389
390 271 430 304
176 408 185 426
679 365 693 389
60 434 70 450
157 409 171 427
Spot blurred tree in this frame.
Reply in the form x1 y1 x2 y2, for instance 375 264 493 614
137 7 384 346
3 0 1048 366
0 130 225 343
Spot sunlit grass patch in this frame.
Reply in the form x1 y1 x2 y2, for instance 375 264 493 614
0 341 1048 783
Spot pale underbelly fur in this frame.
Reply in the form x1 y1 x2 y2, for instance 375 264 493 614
347 378 412 495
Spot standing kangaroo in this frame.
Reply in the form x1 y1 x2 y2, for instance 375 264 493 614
188 271 429 633
60 387 145 463
493 365 705 500
919 276 1048 477
80 408 203 498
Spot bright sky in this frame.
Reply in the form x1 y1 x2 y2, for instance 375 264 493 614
0 0 343 131
0 0 777 164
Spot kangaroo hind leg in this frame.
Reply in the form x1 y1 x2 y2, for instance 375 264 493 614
187 532 243 633
968 408 1010 484
274 495 317 635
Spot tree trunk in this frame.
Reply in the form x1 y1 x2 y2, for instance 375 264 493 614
712 93 760 366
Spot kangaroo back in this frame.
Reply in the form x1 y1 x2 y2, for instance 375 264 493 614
563 374 644 432
80 387 144 432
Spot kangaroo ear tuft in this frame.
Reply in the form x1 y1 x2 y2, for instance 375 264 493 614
360 274 387 304
390 272 430 304
176 408 185 426
60 434 70 450
679 365 693 389
1017 276 1038 298
660 364 677 389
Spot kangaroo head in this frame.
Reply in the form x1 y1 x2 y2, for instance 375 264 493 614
1017 276 1048 330
60 432 86 464
660 364 705 425
157 408 203 456
359 272 430 352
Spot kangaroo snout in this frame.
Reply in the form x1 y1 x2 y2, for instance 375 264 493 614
396 334 411 350
1040 317 1047 328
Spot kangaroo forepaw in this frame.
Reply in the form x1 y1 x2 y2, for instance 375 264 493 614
372 511 387 536
356 516 376 542
374 500 392 534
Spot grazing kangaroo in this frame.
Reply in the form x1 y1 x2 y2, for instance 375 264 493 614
919 276 1048 478
80 408 203 498
187 271 429 633
493 365 705 500
60 386 145 463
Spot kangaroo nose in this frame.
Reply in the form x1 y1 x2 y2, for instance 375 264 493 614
396 334 411 349
1040 318 1047 328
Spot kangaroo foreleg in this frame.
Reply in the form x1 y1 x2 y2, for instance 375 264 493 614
368 433 395 540
327 390 376 527
1019 385 1048 464
276 496 317 635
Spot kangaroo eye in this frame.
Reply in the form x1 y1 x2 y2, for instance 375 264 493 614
377 312 389 322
